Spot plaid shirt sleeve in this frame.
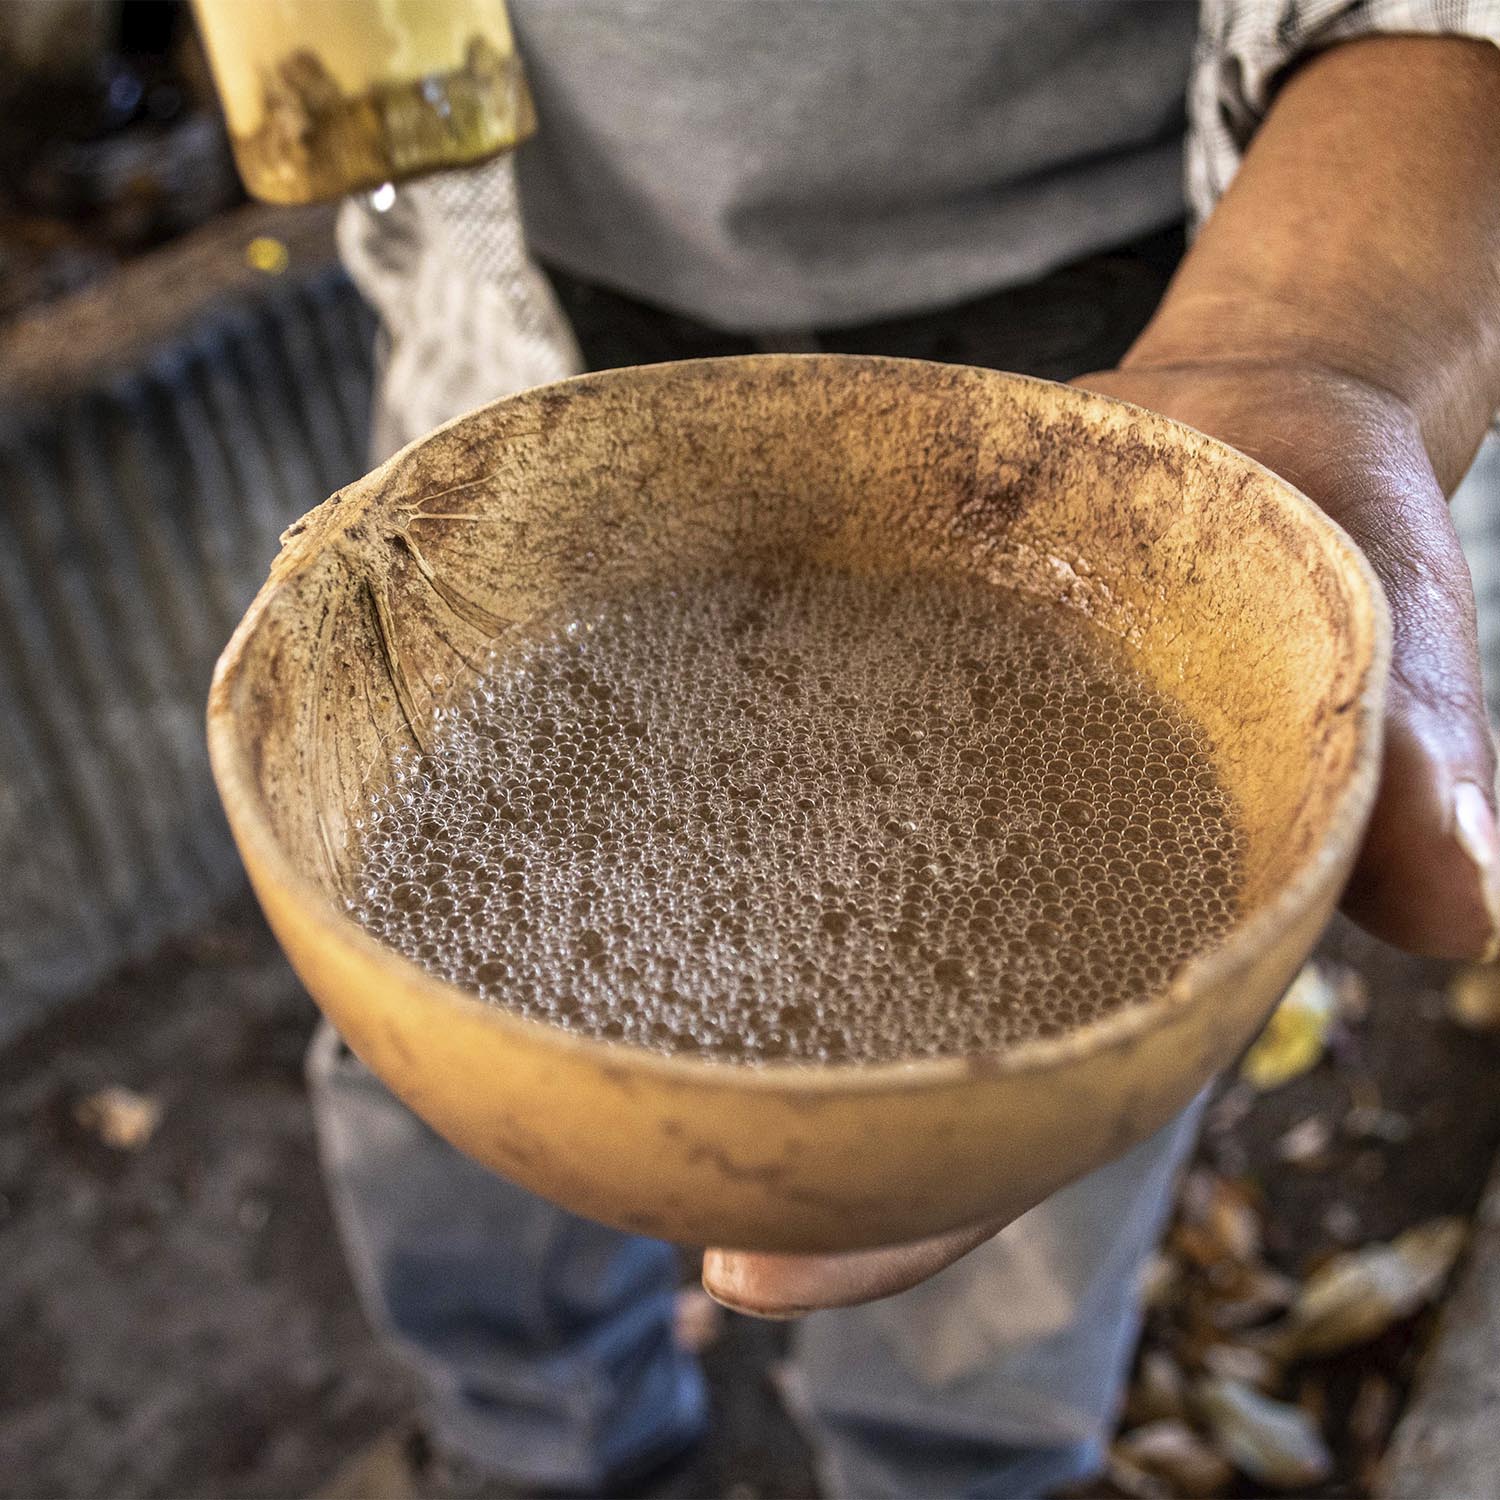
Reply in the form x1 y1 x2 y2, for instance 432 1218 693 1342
1188 0 1500 221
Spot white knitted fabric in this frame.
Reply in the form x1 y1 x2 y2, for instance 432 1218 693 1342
337 154 582 463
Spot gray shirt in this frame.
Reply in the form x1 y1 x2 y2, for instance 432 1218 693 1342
509 1 1196 330
338 0 1500 449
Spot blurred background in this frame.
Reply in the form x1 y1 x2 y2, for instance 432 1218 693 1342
2 3 1500 1497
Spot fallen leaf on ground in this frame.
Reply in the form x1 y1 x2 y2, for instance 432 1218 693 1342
245 235 290 275
74 1087 162 1150
1106 1452 1171 1499
1124 1349 1189 1426
1204 1179 1262 1263
1331 965 1371 1024
1240 966 1336 1091
1177 1172 1263 1264
1205 1084 1254 1137
1200 1341 1279 1389
1295 1374 1328 1429
1277 1116 1334 1166
1342 1106 1412 1145
1170 1222 1224 1271
1206 1265 1299 1330
1195 1376 1332 1489
1265 1217 1466 1359
1115 1420 1232 1496
1347 1371 1397 1452
1447 963 1500 1030
1320 1202 1361 1244
1139 1249 1179 1309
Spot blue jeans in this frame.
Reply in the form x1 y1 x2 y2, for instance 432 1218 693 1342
308 1021 1203 1498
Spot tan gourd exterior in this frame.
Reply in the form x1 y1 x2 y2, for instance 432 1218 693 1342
207 357 1388 1252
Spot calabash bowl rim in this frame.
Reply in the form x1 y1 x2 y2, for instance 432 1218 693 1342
207 355 1390 1097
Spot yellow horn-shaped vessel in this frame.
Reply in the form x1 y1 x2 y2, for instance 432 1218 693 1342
208 356 1387 1252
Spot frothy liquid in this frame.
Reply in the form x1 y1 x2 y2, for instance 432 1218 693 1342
349 565 1243 1063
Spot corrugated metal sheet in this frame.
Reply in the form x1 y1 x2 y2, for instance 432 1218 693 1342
0 246 374 1036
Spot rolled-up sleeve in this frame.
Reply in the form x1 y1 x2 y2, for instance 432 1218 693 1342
1189 0 1500 222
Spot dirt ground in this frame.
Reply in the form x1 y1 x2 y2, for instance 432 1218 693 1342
1 896 1497 1500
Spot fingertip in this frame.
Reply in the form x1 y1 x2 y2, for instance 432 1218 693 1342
1451 780 1500 962
702 1221 1008 1317
1343 724 1500 960
701 1251 812 1320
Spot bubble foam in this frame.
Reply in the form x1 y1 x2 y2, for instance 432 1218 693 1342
348 564 1244 1063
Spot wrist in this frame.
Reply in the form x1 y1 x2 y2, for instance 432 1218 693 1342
1122 290 1414 403
1129 32 1500 491
1120 294 1476 492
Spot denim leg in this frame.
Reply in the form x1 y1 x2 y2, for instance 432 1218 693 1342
306 1020 707 1492
785 1095 1207 1500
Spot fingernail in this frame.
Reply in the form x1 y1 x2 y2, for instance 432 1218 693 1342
1452 781 1500 962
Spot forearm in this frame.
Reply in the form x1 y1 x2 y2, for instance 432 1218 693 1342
1126 35 1500 493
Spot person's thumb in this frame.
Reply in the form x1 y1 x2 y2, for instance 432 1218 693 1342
702 1217 1006 1317
1329 467 1499 959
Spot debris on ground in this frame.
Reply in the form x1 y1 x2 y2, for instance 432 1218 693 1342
1447 962 1500 1030
72 1084 162 1150
1113 1418 1233 1496
1277 1116 1335 1167
1195 1376 1333 1489
1342 1106 1413 1146
1239 964 1338 1091
4 911 1499 1500
1347 1372 1398 1487
1262 1218 1466 1361
1124 1349 1190 1426
244 234 290 275
1199 1341 1277 1389
1112 951 1494 1498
